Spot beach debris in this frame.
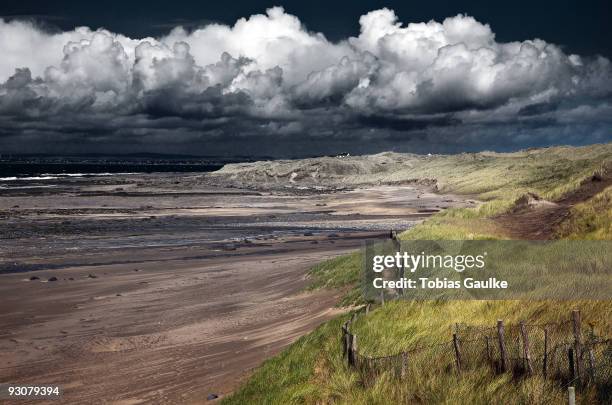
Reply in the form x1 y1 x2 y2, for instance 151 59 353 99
207 393 218 400
88 274 97 279
29 276 40 281
47 276 58 282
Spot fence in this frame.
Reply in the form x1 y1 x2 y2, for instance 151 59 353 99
342 309 611 402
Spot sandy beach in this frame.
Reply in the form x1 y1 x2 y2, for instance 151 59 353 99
0 172 472 403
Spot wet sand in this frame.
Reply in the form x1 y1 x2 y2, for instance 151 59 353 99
0 173 473 403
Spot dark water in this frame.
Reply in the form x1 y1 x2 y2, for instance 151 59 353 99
0 162 224 178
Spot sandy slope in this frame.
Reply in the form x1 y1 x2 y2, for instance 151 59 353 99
1 239 359 403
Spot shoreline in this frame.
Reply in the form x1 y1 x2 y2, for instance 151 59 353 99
0 172 473 403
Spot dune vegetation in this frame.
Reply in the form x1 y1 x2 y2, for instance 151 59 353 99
223 143 612 404
556 186 612 240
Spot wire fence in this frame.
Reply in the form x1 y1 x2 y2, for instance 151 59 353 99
342 309 611 402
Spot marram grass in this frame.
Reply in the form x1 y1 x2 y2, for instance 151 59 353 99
224 301 609 404
224 144 612 404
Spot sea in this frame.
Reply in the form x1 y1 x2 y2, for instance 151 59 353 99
0 162 225 182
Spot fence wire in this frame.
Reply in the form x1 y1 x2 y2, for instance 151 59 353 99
342 311 611 402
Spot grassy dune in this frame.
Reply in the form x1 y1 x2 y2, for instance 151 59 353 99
556 185 612 239
223 143 612 404
226 302 610 404
396 143 612 240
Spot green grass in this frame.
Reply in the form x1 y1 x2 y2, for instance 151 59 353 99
375 144 610 200
224 301 609 404
556 185 612 239
350 301 611 356
224 316 348 405
223 143 612 404
308 252 362 290
307 252 364 306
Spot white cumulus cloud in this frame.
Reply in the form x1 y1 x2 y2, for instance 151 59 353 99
0 6 610 155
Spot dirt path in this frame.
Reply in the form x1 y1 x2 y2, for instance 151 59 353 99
494 174 612 240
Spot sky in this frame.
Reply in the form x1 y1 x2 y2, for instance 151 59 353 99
0 1 611 157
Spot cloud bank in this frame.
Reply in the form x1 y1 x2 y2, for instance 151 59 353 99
1 7 611 156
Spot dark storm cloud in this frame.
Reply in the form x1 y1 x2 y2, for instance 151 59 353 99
356 115 461 132
518 102 562 117
0 7 611 156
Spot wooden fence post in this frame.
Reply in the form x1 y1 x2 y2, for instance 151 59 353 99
365 303 371 315
543 327 549 378
567 386 576 405
497 320 509 372
342 322 350 359
572 310 582 380
400 352 408 379
349 334 358 368
345 333 350 359
346 332 352 366
453 333 462 373
380 289 385 306
519 321 533 374
392 235 403 296
568 347 576 381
